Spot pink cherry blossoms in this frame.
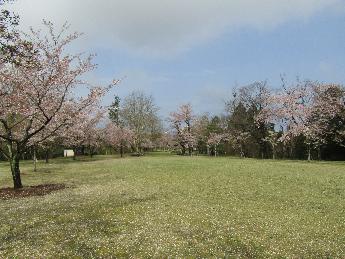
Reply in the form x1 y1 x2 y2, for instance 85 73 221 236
0 22 117 188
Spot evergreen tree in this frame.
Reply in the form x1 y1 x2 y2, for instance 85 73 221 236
108 96 121 125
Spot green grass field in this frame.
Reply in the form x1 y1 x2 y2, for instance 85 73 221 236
1 153 345 258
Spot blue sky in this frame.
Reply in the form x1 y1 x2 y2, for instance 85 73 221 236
9 0 345 117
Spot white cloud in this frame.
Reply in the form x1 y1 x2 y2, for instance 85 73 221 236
7 0 344 57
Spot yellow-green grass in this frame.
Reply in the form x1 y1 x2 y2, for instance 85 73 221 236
1 153 345 258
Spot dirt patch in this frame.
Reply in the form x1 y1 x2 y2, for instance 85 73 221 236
0 184 66 200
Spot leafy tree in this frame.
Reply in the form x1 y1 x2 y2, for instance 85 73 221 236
169 104 196 156
103 122 134 158
257 81 344 161
108 95 121 125
120 91 160 153
226 81 271 158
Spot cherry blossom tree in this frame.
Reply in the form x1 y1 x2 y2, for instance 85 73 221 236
120 91 160 154
257 81 343 161
0 22 116 188
37 136 58 164
169 104 196 156
103 122 133 157
228 131 251 158
262 130 280 159
27 134 58 172
62 111 105 159
0 0 35 65
141 138 155 151
207 133 226 157
311 84 345 155
158 131 175 151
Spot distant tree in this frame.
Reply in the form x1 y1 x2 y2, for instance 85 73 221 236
257 81 344 161
226 81 271 158
311 84 345 158
37 136 59 164
120 91 160 153
228 131 251 158
158 132 175 151
62 112 105 159
169 104 196 156
207 133 227 157
262 130 280 159
104 122 133 157
28 134 58 171
108 95 121 125
225 102 254 157
193 114 210 154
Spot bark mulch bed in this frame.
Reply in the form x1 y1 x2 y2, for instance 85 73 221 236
0 184 66 200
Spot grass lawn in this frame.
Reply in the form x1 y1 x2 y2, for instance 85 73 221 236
0 153 345 258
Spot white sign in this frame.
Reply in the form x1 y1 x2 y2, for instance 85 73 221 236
64 150 75 157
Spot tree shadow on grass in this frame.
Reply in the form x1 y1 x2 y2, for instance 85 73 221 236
0 184 67 200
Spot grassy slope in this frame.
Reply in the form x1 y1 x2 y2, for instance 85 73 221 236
0 154 345 258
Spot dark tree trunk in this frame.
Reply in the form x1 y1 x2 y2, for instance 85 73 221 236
33 146 37 172
181 146 186 155
73 148 77 160
45 149 49 163
289 143 293 159
120 144 124 158
10 155 23 189
7 143 23 189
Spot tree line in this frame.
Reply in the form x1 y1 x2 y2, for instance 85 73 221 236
0 1 344 190
166 81 345 161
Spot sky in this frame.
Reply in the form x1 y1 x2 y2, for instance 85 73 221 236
8 0 345 117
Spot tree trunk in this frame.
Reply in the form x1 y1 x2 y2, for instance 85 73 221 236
272 146 275 160
7 143 23 189
181 146 186 155
120 144 124 158
45 149 49 163
10 155 23 189
134 140 139 154
214 145 217 157
33 146 37 172
73 148 77 160
289 143 293 159
307 144 311 162
318 146 321 161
